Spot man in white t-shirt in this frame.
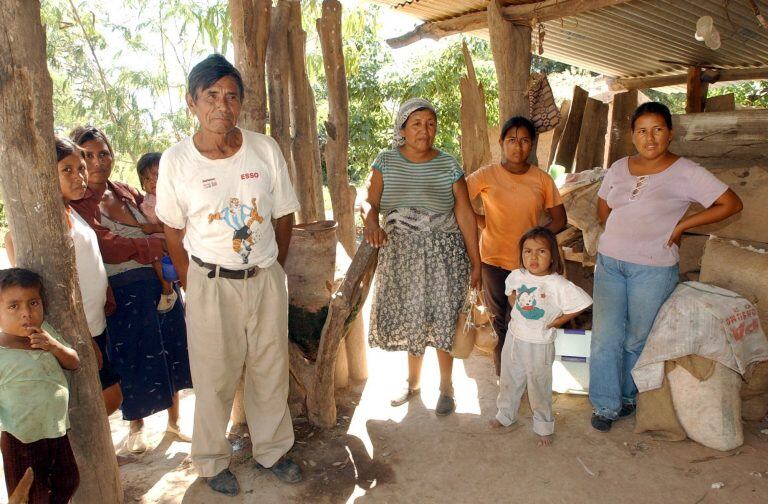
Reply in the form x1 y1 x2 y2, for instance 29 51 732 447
155 54 301 497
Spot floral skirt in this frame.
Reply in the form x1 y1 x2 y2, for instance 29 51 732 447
369 208 471 355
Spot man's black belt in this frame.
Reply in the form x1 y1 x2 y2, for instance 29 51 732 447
191 256 260 280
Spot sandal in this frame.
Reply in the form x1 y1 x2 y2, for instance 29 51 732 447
125 429 147 454
390 388 420 407
166 423 191 442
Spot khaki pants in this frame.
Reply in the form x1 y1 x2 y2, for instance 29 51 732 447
186 260 294 477
496 337 555 436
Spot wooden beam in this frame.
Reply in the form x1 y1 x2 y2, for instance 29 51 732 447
612 67 768 90
386 0 631 49
554 86 588 170
574 98 608 172
686 67 708 114
488 0 531 122
605 89 638 166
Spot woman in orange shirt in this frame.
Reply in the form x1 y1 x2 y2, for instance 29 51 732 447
466 116 567 374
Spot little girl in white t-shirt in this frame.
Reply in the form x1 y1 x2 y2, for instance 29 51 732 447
490 227 592 446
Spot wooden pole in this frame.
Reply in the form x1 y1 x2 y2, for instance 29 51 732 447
0 2 122 502
267 0 295 185
686 67 708 114
288 0 324 223
611 67 768 91
317 0 357 257
459 39 492 177
229 0 271 133
487 0 531 123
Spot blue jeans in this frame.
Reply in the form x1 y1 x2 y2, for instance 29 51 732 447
589 253 678 419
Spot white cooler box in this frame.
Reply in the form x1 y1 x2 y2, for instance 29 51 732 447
552 329 591 395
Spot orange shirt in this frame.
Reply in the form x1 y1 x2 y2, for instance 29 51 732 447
466 164 562 271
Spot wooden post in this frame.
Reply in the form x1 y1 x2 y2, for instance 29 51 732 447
487 0 531 123
288 0 324 223
229 0 271 133
574 98 608 172
459 40 492 177
267 0 295 184
554 86 588 170
307 242 378 426
0 2 122 502
317 0 357 257
546 99 571 168
686 67 708 114
605 89 638 167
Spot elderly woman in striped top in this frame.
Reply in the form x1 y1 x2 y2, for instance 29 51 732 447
362 98 481 416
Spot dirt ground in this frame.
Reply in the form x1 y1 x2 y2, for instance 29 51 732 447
102 345 768 504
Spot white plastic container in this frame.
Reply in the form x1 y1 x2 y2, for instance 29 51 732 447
552 329 591 394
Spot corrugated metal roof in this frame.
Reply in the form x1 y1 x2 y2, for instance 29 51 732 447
375 0 768 79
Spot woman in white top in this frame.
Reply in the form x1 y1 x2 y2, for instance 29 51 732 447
5 136 123 416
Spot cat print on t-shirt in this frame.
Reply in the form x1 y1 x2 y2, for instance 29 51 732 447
207 197 265 264
515 285 546 320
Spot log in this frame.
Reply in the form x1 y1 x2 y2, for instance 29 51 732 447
345 315 368 381
459 39 492 176
705 93 736 113
605 89 638 166
574 98 608 172
229 0 271 133
487 0 531 124
386 0 631 49
611 67 768 91
317 0 357 257
547 99 571 168
670 109 768 169
288 0 324 223
307 242 378 427
267 0 295 184
0 2 122 502
554 86 588 170
686 67 708 114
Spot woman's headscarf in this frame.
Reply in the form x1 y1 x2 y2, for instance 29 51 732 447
392 98 437 148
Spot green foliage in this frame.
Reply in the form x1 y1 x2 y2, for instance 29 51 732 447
42 0 229 184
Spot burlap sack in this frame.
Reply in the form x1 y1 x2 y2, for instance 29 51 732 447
741 360 768 421
635 361 686 441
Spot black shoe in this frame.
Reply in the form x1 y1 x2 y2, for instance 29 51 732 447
207 468 240 496
435 394 456 417
619 403 636 418
591 413 613 433
258 457 303 484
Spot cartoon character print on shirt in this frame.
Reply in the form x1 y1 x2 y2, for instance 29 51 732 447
207 197 265 264
515 285 546 320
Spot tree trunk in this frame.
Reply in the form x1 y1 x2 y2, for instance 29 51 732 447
0 2 122 502
288 0 324 223
487 0 531 124
317 0 357 257
229 0 271 133
267 0 295 184
459 40 492 177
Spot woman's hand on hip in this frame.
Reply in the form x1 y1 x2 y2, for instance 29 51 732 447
667 223 684 247
364 222 388 248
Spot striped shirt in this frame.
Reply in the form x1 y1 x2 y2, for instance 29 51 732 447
373 149 464 213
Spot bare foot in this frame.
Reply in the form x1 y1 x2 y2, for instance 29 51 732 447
488 418 505 428
537 435 552 447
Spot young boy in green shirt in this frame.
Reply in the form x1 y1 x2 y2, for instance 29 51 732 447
0 268 80 503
